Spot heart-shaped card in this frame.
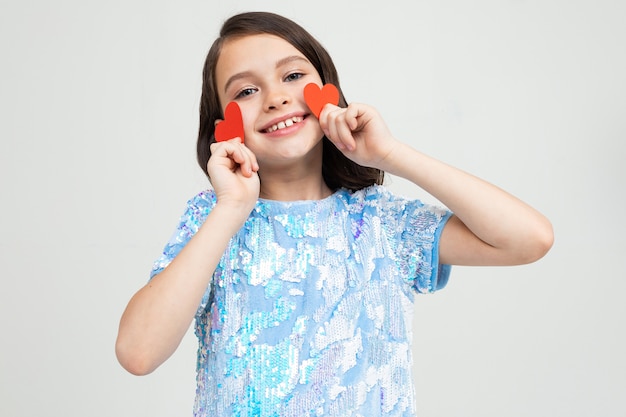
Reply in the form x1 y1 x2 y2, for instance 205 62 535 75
304 83 339 118
214 101 244 143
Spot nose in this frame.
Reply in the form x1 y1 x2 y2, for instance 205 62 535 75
264 87 290 111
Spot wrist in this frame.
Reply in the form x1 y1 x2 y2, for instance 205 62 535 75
378 141 413 176
211 199 256 225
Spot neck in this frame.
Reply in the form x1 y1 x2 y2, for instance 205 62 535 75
257 139 333 201
258 169 332 201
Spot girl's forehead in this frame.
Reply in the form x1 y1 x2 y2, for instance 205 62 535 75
215 34 310 87
219 34 302 63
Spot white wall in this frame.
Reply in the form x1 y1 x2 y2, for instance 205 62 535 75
1 1 624 416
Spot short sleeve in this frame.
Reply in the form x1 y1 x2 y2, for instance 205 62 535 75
149 190 216 279
389 194 453 294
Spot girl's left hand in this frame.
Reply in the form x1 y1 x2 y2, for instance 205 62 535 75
319 102 399 171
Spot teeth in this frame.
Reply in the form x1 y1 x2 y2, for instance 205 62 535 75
266 116 303 133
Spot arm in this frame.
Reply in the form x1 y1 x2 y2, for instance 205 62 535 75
320 103 553 266
115 138 259 375
384 144 553 265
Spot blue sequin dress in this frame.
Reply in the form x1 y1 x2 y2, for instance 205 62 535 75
151 185 452 416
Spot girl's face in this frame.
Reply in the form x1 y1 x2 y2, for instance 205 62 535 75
215 34 325 169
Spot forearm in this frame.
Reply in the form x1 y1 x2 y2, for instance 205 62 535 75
385 142 553 264
115 203 249 375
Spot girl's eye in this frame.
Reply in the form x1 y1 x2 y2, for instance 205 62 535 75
285 72 303 82
235 87 257 99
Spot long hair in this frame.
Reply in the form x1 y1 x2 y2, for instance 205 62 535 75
197 11 384 191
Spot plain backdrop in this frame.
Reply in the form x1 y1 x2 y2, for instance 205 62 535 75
1 1 625 416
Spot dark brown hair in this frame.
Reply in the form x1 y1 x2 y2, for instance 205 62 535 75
197 11 384 191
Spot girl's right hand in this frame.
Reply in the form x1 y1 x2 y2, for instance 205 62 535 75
116 138 259 376
207 138 260 216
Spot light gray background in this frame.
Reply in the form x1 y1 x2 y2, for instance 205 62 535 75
1 1 624 416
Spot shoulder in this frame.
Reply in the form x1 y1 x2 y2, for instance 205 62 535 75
335 184 394 206
184 189 217 213
337 185 450 225
175 189 217 230
335 185 417 213
187 189 217 206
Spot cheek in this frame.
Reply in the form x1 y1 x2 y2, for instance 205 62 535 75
310 120 325 143
238 103 256 134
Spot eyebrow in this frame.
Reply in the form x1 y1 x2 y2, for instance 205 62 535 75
223 55 311 94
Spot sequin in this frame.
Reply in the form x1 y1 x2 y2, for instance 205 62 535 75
150 185 452 416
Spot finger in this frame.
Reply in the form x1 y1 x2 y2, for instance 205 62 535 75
229 140 260 177
210 140 250 174
334 107 359 150
227 139 257 177
246 148 259 172
323 108 343 149
319 106 340 145
318 103 339 132
240 143 259 173
326 107 356 151
344 103 362 132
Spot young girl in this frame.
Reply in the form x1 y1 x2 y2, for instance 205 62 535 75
116 11 553 417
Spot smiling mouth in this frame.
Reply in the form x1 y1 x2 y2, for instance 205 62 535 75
264 116 304 133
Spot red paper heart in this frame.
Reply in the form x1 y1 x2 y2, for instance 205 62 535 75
214 101 244 143
304 83 339 118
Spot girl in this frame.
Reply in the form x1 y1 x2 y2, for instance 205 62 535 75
116 11 553 417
